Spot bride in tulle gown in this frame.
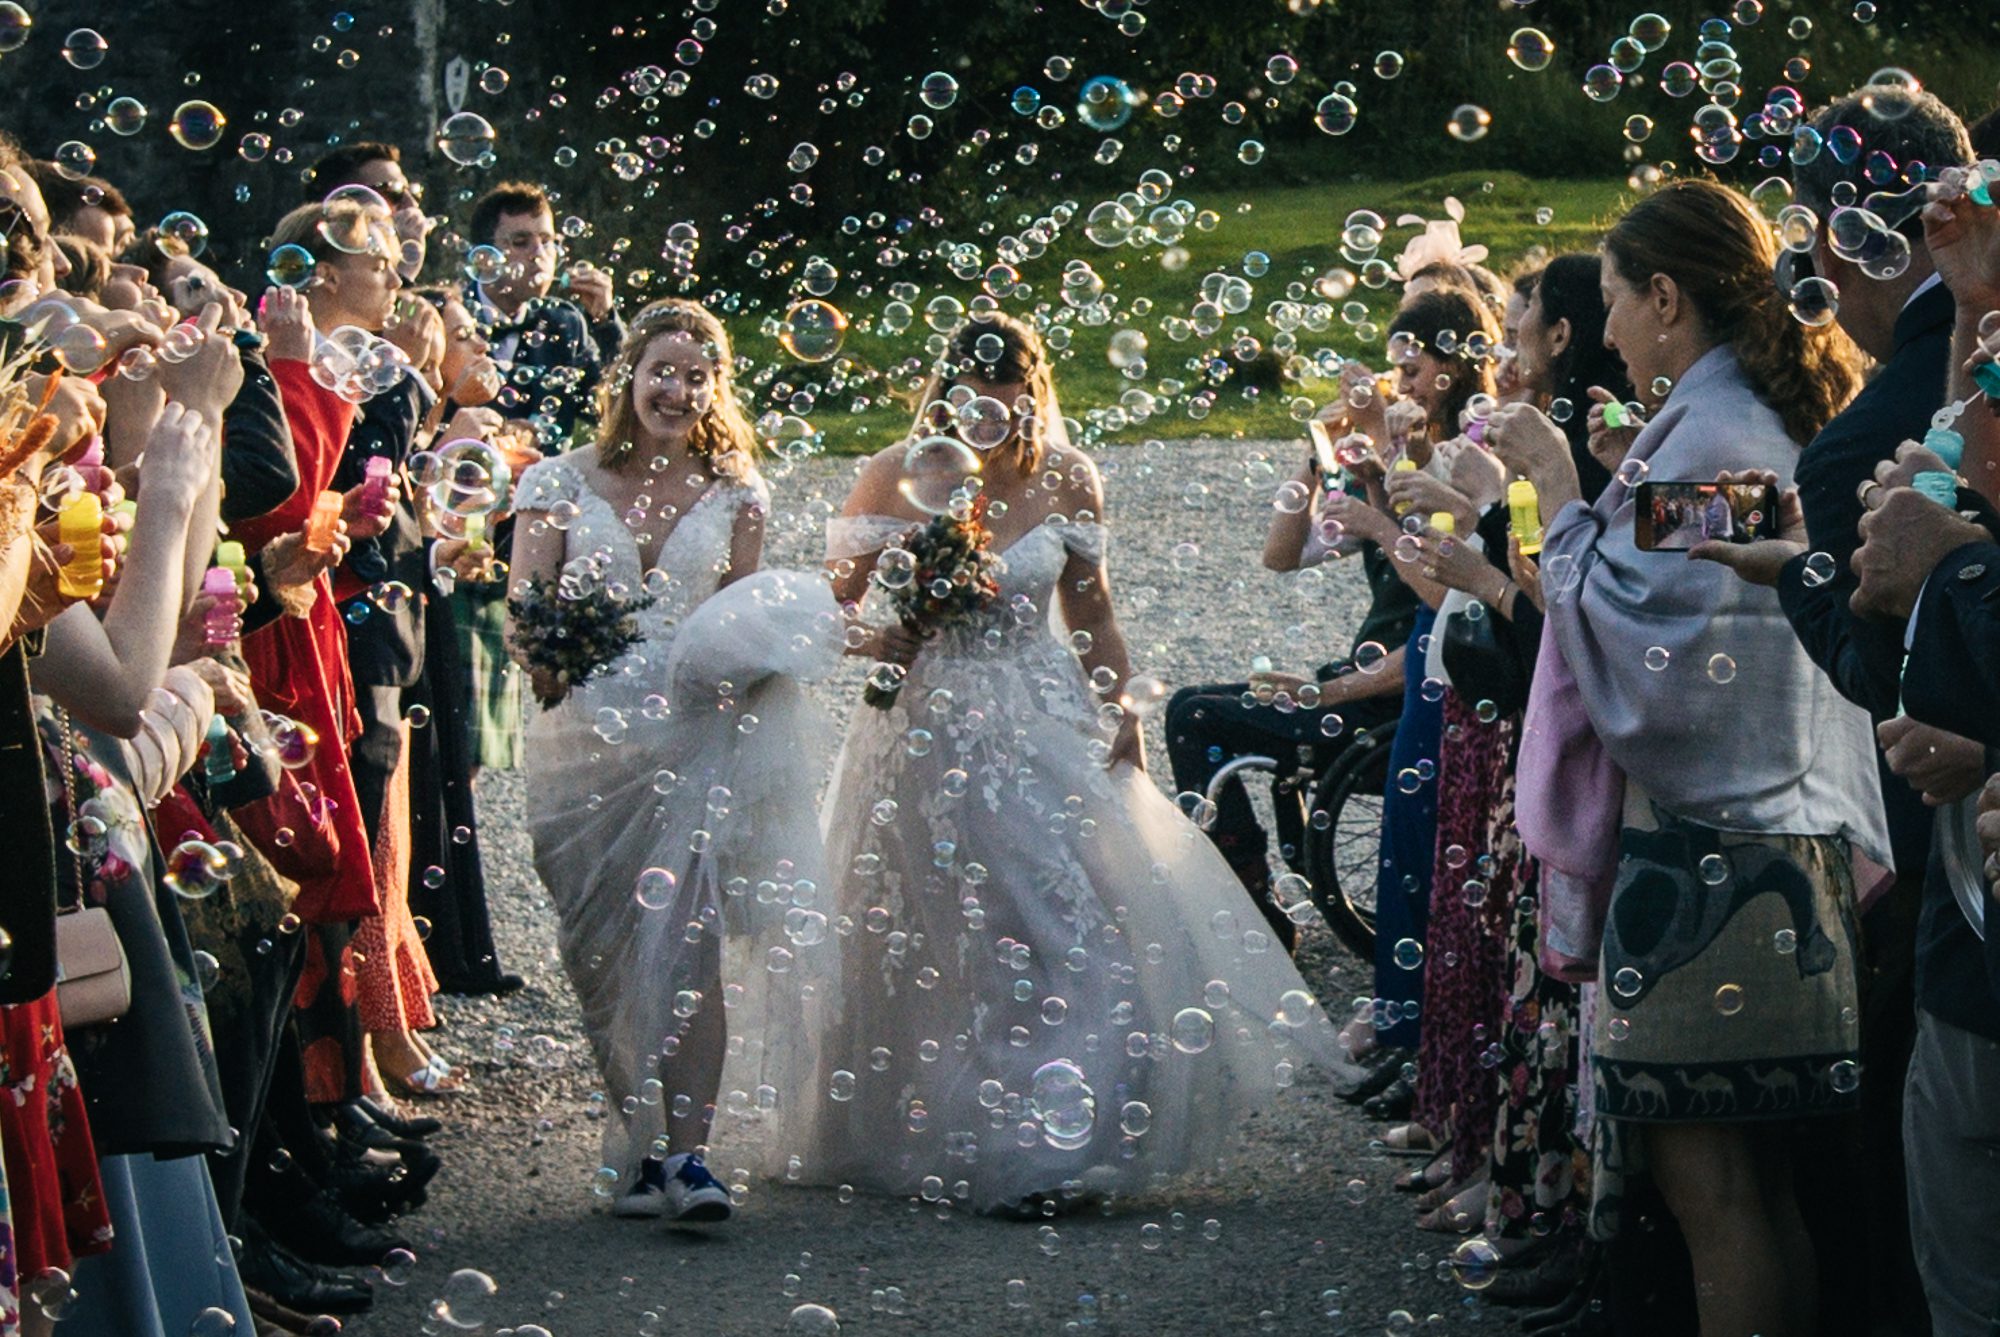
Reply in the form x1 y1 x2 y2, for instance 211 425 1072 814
803 313 1345 1215
509 300 841 1223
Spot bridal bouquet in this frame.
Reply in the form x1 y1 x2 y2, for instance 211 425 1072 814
863 495 1001 708
507 575 655 709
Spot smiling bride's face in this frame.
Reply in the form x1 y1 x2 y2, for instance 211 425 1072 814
630 331 716 443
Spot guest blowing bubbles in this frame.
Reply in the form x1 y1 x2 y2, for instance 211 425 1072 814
1493 178 1883 1337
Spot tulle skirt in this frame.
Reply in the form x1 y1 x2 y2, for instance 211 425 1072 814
525 572 844 1178
796 631 1344 1212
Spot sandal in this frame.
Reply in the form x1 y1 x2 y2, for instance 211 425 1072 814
384 1056 470 1099
1416 1178 1487 1234
1377 1122 1441 1156
1393 1151 1451 1194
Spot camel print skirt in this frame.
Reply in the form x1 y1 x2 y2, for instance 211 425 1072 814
1590 793 1862 1126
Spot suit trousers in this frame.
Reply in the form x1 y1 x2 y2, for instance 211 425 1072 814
1903 1009 2000 1337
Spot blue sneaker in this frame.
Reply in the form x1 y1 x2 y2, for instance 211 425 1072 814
662 1153 733 1223
614 1158 669 1219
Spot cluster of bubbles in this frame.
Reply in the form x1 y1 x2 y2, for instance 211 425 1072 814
308 324 414 404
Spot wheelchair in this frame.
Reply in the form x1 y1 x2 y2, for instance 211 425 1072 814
1201 717 1398 961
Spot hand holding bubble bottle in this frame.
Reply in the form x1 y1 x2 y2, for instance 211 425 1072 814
304 491 343 555
359 456 393 515
1507 479 1543 556
201 567 240 646
56 491 104 599
202 714 236 786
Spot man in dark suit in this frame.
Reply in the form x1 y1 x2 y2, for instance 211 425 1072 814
1699 86 1977 1336
1844 135 2000 1336
461 181 625 447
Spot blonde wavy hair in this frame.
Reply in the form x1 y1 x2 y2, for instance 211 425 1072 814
595 299 758 473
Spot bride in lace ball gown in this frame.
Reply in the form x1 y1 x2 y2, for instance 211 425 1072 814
509 301 841 1220
803 314 1344 1215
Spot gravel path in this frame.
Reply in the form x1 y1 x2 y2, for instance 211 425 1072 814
353 441 1496 1335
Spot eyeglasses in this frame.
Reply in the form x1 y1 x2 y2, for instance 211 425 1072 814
369 179 425 210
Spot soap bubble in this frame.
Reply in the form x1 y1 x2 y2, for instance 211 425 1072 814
1314 93 1359 137
1789 276 1839 327
1169 1007 1214 1054
52 141 95 181
437 112 496 167
1077 76 1138 132
160 210 211 258
0 5 29 53
1029 1059 1095 1150
164 840 230 900
104 97 147 136
438 1268 498 1328
1449 1237 1502 1290
168 101 228 151
634 867 678 910
778 300 847 363
266 244 316 289
1506 28 1554 71
187 1306 237 1336
786 1304 841 1335
918 71 958 109
60 28 107 69
1447 105 1492 142
896 436 982 516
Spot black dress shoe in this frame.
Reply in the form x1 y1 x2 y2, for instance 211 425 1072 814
237 1224 375 1316
1518 1247 1607 1334
264 1189 412 1269
336 1107 442 1168
354 1097 442 1140
1363 1074 1415 1121
1337 1046 1412 1104
326 1154 434 1224
1479 1235 1586 1307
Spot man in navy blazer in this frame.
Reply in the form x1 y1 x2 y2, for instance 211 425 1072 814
1697 86 1981 1336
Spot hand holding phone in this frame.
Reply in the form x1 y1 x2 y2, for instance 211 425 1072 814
1634 480 1780 552
1307 418 1339 481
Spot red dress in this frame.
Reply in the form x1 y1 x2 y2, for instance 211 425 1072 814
0 991 113 1279
232 361 377 927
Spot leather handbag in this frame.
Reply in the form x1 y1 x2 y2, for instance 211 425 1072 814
1440 602 1529 718
54 905 130 1029
51 709 131 1029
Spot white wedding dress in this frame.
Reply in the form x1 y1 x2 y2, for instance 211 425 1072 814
516 452 844 1181
802 515 1344 1212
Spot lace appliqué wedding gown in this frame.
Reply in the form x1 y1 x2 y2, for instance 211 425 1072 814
803 516 1343 1212
517 454 843 1180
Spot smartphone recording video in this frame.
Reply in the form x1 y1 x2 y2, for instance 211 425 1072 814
1306 418 1339 479
1634 480 1779 552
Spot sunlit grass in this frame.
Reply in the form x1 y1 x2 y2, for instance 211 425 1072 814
740 173 1633 455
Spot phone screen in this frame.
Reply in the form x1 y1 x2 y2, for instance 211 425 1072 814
1633 480 1779 552
1307 418 1339 479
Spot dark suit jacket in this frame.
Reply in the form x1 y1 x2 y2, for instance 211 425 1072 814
1902 540 2000 749
464 285 623 443
219 350 299 526
0 642 56 1003
1777 280 1956 724
333 378 432 690
1776 281 1956 881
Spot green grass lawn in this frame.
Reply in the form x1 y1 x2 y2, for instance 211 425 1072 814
737 173 1634 456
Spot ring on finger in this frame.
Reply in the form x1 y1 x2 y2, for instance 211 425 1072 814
1856 479 1883 509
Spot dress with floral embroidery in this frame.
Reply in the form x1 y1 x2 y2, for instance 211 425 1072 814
802 517 1346 1213
0 990 112 1281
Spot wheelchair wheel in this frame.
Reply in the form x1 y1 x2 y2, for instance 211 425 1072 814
1303 719 1397 961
